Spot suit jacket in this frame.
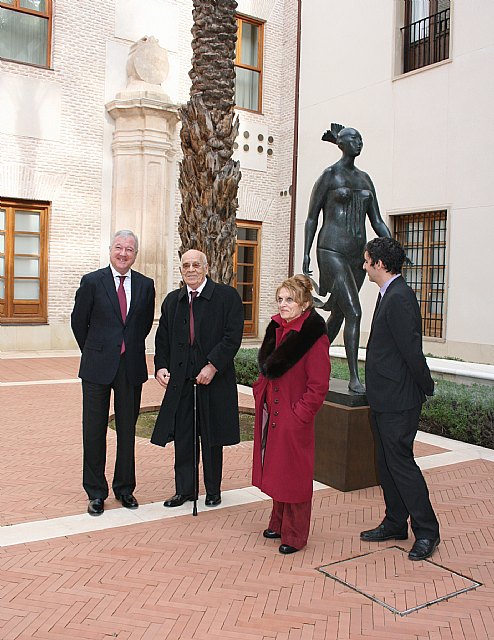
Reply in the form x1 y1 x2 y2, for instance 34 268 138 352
71 266 155 386
151 276 244 447
365 276 434 412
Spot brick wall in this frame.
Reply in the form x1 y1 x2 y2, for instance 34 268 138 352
0 0 298 349
0 0 114 344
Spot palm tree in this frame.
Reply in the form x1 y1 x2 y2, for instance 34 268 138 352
178 0 241 284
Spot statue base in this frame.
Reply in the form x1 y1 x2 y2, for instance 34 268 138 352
314 379 379 492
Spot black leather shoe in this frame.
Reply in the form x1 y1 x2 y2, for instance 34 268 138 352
88 498 104 516
205 493 221 506
263 529 281 539
163 494 194 507
408 537 440 561
360 523 408 542
115 493 138 509
279 544 298 554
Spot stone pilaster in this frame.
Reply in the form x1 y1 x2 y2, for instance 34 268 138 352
106 36 180 311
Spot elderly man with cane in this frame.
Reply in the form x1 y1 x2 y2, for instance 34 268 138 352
152 249 244 513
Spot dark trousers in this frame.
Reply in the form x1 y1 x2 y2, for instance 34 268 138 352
268 499 312 550
82 355 142 500
174 381 223 496
371 407 439 539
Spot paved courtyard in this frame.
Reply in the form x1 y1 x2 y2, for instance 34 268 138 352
1 354 494 639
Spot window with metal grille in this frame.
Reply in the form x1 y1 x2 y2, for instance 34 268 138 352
0 199 49 323
0 0 52 68
401 0 450 73
393 210 447 338
235 15 264 113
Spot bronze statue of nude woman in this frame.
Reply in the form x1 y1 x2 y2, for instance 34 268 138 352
303 123 391 394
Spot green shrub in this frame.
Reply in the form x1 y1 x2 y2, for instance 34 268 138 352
329 357 366 383
234 348 259 386
235 348 494 449
420 380 494 449
234 350 365 386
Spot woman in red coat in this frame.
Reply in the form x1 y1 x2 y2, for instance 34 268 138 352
252 275 331 554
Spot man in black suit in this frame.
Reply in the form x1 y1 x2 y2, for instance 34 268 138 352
152 249 243 508
71 230 155 516
361 237 440 561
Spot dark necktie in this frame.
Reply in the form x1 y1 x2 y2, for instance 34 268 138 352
118 275 127 354
189 291 198 344
373 292 382 316
368 293 382 346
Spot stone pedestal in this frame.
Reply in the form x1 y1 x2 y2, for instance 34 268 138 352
314 379 379 492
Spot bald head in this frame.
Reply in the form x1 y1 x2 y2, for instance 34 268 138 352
180 249 208 290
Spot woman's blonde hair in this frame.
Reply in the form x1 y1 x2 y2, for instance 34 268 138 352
275 274 314 310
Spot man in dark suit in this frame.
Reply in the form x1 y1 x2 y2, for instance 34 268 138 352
361 237 440 561
152 249 243 508
71 230 155 516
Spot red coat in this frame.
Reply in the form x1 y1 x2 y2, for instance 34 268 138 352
252 309 331 503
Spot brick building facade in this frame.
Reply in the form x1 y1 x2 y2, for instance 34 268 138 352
0 0 298 351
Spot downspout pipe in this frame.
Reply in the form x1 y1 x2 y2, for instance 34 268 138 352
288 0 302 276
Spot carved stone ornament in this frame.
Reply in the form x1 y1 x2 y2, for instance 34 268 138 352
126 36 169 88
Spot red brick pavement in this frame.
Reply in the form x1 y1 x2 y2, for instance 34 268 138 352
1 376 255 527
2 356 493 639
0 355 80 382
0 357 442 526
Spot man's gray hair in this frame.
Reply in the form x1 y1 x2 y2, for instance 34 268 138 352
110 230 139 253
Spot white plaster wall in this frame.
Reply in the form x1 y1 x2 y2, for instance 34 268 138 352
391 70 450 208
114 0 180 52
296 0 494 362
447 207 492 341
0 74 61 140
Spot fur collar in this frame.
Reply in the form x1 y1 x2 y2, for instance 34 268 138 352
258 309 327 379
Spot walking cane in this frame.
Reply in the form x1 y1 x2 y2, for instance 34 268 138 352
192 381 198 516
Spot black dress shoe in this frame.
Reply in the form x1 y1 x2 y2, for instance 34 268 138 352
115 493 138 509
408 537 440 561
279 544 298 554
163 494 194 507
88 498 104 516
205 493 221 506
360 523 408 542
263 529 281 539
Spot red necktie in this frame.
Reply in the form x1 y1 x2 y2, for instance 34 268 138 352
118 275 127 354
189 291 198 344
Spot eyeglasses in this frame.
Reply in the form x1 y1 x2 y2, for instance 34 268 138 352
182 262 204 270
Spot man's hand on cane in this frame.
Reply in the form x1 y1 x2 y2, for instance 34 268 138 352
196 363 217 385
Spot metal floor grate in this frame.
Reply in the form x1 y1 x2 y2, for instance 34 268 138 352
318 546 482 616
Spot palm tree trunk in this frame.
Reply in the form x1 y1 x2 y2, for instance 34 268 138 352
178 0 241 284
